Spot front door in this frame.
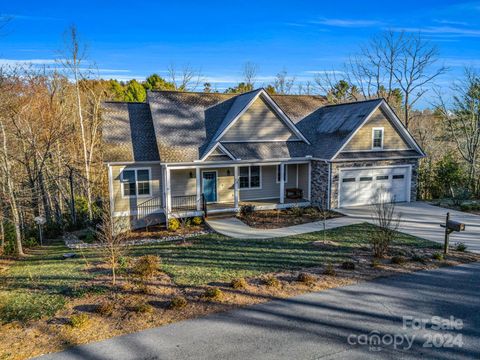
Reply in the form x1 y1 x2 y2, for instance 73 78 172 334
202 171 217 203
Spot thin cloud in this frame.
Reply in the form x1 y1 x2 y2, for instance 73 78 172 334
311 18 384 28
0 58 57 66
303 70 345 75
392 25 480 37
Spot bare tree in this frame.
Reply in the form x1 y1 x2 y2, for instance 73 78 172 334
370 191 401 258
242 62 258 89
274 69 295 94
436 68 480 195
167 63 203 91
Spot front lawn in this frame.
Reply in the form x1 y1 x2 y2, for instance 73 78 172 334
0 223 476 360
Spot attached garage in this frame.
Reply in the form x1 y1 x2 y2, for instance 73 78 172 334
338 166 411 207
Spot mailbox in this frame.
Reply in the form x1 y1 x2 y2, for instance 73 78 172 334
446 220 465 232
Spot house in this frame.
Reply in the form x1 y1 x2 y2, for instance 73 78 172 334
102 88 425 228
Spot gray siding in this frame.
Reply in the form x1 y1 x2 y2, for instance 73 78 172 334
221 97 299 142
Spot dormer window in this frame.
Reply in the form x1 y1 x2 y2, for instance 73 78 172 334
372 128 384 149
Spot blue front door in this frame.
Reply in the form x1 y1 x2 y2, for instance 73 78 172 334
202 171 217 203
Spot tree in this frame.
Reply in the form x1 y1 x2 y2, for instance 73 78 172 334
273 69 295 94
224 82 253 94
203 82 212 93
242 62 257 89
436 69 480 195
167 63 202 91
143 73 175 91
124 79 146 102
370 192 401 258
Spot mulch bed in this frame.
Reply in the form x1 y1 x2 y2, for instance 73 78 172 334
126 223 209 240
237 207 343 229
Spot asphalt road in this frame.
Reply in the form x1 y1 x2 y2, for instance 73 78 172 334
36 262 480 360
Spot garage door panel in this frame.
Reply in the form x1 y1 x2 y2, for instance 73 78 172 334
339 167 409 207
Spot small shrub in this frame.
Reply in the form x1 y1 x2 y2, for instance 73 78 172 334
169 296 188 310
192 216 203 226
264 275 280 288
460 203 472 212
118 256 130 274
411 254 425 263
168 218 180 231
202 287 224 301
304 207 318 217
370 259 381 268
391 256 406 265
133 255 160 279
455 242 467 252
290 205 304 218
230 278 248 289
24 237 39 248
69 313 90 328
341 261 355 270
95 302 114 316
323 264 336 276
132 302 154 313
297 272 316 285
240 205 255 218
432 252 444 261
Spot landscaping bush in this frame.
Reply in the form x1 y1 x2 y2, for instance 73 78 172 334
369 198 401 258
264 275 280 288
391 255 406 265
323 264 336 276
370 259 381 268
304 207 319 217
69 313 90 328
290 205 304 218
132 302 154 314
169 296 188 309
341 261 355 270
202 287 224 301
240 205 255 218
411 254 425 263
432 252 444 261
118 256 130 274
230 277 248 289
0 293 65 323
24 237 39 248
297 272 316 285
168 218 180 231
133 255 160 279
95 302 114 316
192 216 203 226
455 242 467 252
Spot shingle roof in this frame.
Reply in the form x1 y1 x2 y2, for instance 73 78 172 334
102 102 160 162
335 149 422 161
102 91 423 163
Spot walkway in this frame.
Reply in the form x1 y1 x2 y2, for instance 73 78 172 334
206 216 361 239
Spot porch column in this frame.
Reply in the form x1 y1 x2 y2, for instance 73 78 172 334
165 166 172 213
308 162 312 202
234 165 239 209
196 167 201 211
280 163 285 204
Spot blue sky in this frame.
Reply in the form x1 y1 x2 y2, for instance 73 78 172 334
1 0 480 107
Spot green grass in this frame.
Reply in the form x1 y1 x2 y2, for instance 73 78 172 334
0 223 439 322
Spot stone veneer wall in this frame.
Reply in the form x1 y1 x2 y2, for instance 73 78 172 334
310 160 330 208
329 159 419 209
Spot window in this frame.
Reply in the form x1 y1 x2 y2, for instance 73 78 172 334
360 176 373 182
121 168 151 197
393 174 405 180
376 175 389 180
372 128 384 149
239 166 261 189
342 178 356 183
276 165 288 183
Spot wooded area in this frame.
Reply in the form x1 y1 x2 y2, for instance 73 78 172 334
1 26 479 257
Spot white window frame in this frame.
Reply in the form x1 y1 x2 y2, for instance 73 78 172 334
239 165 262 190
120 167 152 198
276 164 288 184
372 127 384 150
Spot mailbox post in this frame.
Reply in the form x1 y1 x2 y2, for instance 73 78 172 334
440 212 466 255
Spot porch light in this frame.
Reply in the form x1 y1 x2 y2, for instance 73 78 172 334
189 171 194 178
227 169 231 176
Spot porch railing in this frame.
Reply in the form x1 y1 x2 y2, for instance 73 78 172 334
137 195 162 218
171 194 201 213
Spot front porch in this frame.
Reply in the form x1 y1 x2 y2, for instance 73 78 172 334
164 162 311 218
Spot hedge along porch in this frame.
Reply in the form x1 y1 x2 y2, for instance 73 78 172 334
164 162 311 219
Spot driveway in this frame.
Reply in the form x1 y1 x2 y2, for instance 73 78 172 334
36 262 480 360
337 202 480 253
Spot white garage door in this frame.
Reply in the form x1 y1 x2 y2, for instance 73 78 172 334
339 166 410 207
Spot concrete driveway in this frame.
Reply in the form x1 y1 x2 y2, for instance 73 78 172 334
36 262 480 360
337 202 480 253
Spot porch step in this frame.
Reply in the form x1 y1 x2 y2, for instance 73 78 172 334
205 212 236 220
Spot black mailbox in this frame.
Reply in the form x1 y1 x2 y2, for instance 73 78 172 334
447 220 465 232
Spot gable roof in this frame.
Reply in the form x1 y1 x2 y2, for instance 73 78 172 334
102 91 425 163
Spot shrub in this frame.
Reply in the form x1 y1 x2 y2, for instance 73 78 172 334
411 254 425 263
69 313 90 328
290 205 304 218
391 256 406 265
341 261 355 270
192 216 203 226
202 287 224 301
24 237 39 248
169 296 188 310
304 207 318 217
370 259 381 268
455 242 467 252
95 302 114 316
297 272 316 285
133 255 160 279
118 256 130 274
432 252 444 261
168 218 180 231
460 203 472 212
264 275 280 288
230 278 248 289
239 205 255 218
0 293 65 323
323 264 336 276
369 198 401 258
132 302 154 314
